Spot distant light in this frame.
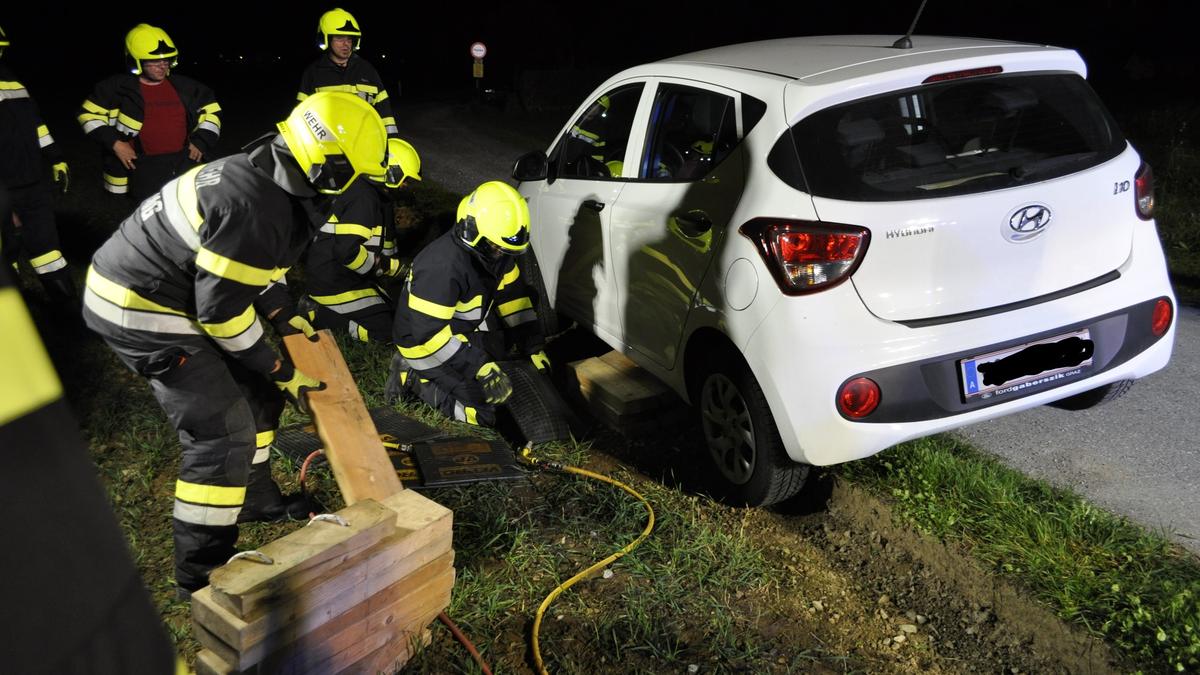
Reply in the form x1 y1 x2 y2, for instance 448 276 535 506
238 55 244 61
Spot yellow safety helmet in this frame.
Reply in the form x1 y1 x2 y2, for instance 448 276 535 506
372 138 422 188
125 24 178 75
276 92 387 195
317 8 362 50
0 25 9 58
456 181 530 256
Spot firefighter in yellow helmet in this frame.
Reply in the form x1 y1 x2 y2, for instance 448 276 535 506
298 8 398 138
77 24 223 202
385 181 548 427
301 137 422 344
82 92 387 598
0 24 75 304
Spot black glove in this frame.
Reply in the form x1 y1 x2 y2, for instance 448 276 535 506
374 255 406 279
271 311 318 341
52 162 70 195
270 360 325 413
475 362 513 404
528 349 550 372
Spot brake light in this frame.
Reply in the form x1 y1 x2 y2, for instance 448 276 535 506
740 219 870 295
922 66 1003 84
1135 162 1155 220
838 377 881 419
1151 297 1172 337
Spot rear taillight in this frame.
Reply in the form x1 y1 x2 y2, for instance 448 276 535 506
740 219 870 295
838 377 881 419
1135 162 1155 220
922 65 1003 84
1151 297 1173 337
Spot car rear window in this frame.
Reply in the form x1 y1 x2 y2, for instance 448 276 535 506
788 73 1126 201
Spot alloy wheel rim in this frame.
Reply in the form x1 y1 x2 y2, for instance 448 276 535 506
700 372 756 485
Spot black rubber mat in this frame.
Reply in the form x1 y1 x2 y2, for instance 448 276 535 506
410 438 525 487
504 359 576 444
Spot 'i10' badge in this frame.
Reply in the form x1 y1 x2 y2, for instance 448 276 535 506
1003 203 1052 243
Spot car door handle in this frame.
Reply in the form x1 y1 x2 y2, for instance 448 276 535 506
672 211 712 237
582 199 605 212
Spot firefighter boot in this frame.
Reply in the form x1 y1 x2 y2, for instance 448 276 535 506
237 460 319 523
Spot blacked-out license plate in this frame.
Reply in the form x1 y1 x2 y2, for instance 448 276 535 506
959 329 1094 401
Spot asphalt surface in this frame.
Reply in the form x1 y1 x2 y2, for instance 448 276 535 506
396 101 1200 555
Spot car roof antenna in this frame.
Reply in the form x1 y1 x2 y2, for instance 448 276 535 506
892 0 929 49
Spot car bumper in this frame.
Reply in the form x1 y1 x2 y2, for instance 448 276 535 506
741 223 1176 466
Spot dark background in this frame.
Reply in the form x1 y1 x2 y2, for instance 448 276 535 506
3 0 1192 147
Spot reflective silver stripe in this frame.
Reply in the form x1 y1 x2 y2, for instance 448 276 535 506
38 134 54 148
197 121 220 136
116 121 138 135
84 287 201 335
503 309 538 328
173 500 241 526
160 177 202 250
81 119 108 134
318 295 386 314
406 338 462 370
385 124 398 135
453 308 483 321
104 183 128 195
453 400 469 422
32 257 68 274
0 88 30 100
208 317 265 353
251 445 270 464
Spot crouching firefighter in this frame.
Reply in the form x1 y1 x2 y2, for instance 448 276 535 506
386 180 549 427
302 137 421 343
81 91 388 597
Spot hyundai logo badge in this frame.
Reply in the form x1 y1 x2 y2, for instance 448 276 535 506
1004 203 1052 243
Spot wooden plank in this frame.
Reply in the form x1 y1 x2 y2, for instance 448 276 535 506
193 620 241 670
283 330 403 504
340 629 432 675
194 649 238 675
568 352 673 415
206 498 398 618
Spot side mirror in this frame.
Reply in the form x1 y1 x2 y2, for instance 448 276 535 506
512 151 549 183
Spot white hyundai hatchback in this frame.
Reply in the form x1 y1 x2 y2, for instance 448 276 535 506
512 35 1176 506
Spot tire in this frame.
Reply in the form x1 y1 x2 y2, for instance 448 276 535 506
1049 379 1135 411
694 352 808 507
521 247 561 338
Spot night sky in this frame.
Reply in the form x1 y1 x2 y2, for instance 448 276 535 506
3 1 1192 127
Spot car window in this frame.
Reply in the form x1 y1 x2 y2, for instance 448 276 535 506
639 84 739 182
788 73 1126 201
554 83 643 180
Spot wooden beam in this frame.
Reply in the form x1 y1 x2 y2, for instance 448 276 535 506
283 330 403 504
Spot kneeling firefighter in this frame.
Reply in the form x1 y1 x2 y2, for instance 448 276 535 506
386 180 548 427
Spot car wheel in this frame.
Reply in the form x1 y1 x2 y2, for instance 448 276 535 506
521 247 560 338
1049 379 1135 411
696 354 808 506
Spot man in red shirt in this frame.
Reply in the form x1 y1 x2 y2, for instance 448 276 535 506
78 24 221 203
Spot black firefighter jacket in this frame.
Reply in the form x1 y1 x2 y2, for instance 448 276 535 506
77 73 221 194
298 53 397 137
0 64 63 188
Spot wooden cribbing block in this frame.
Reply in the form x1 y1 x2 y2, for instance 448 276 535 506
193 490 454 673
568 350 675 415
283 330 403 504
194 649 235 675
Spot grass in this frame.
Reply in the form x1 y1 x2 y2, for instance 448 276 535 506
837 435 1200 673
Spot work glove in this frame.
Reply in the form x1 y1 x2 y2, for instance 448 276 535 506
271 311 318 341
270 360 325 414
51 162 70 195
374 254 406 279
529 349 551 372
475 361 513 405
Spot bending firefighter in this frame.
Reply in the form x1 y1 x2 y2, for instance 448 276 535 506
78 24 222 201
82 92 388 597
386 181 549 427
0 24 74 303
302 138 420 343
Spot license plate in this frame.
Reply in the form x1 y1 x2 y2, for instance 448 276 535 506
960 328 1094 401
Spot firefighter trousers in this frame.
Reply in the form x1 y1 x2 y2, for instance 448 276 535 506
1 180 74 302
89 329 284 591
304 290 394 344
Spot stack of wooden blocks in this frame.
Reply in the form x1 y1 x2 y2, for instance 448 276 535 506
191 490 454 674
567 350 686 435
190 330 455 674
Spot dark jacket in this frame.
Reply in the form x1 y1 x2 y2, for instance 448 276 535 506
83 137 324 375
77 73 221 194
304 178 395 297
298 53 397 137
0 64 63 188
394 229 543 377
